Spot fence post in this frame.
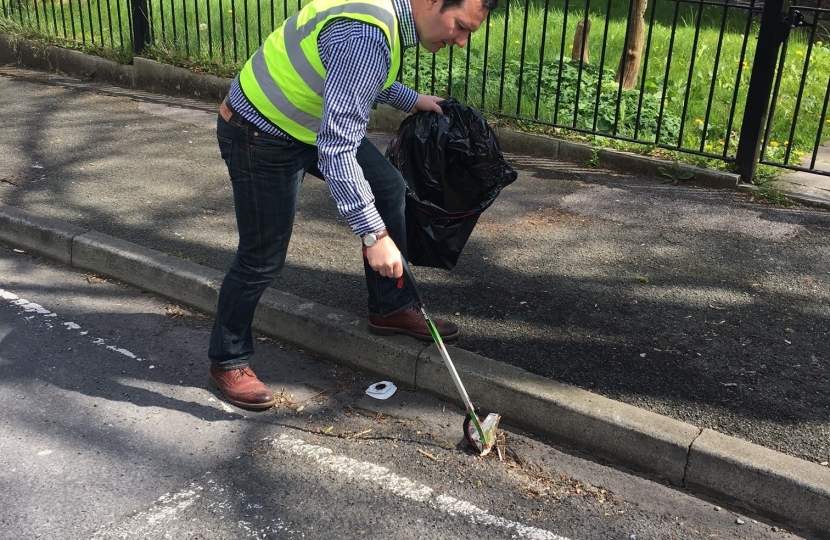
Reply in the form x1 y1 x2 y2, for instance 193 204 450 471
131 0 150 54
735 0 791 182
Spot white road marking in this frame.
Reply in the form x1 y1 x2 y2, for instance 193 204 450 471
270 434 572 540
90 476 303 539
206 395 236 413
0 287 145 362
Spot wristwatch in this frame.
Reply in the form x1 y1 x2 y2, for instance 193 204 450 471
361 228 389 248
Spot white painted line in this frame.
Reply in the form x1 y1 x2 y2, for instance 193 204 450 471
270 434 572 540
0 287 145 363
206 395 235 413
90 476 303 539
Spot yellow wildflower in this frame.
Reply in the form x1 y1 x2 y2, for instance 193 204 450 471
770 141 779 147
718 140 725 146
705 144 713 150
228 9 232 13
795 151 805 157
742 61 748 69
796 50 803 56
816 41 823 46
514 40 519 44
694 118 703 126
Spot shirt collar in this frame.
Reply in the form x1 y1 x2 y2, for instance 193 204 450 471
393 0 418 49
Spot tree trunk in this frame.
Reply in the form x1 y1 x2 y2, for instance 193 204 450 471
615 0 648 89
572 19 590 63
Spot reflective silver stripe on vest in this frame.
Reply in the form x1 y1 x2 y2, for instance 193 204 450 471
251 45 321 133
251 2 398 133
283 3 397 94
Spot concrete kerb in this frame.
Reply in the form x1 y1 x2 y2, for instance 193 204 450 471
15 40 54 72
494 128 561 159
132 57 230 102
0 203 88 266
69 227 423 388
738 182 830 211
71 230 225 316
415 344 699 485
54 47 133 87
598 148 740 189
687 429 830 538
253 287 424 389
0 33 18 65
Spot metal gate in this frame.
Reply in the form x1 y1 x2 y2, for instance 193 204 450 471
736 0 830 180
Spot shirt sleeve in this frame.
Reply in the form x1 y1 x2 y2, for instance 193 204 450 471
316 22 396 237
377 81 419 112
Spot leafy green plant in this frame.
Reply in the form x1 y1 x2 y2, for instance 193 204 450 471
587 148 600 167
752 186 792 206
657 165 695 184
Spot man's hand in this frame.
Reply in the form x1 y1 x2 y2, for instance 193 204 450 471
410 94 445 115
365 236 403 279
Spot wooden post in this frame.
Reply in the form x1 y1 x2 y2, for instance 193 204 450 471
572 19 590 63
615 0 648 89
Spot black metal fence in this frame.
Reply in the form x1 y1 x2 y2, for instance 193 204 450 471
1 0 828 181
754 1 829 177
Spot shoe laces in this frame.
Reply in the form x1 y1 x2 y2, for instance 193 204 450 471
234 367 256 380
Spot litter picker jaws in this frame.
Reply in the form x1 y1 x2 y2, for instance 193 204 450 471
400 260 501 456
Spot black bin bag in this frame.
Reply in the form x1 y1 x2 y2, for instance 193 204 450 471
386 98 517 270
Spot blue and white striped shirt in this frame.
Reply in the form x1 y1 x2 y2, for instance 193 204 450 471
229 0 419 237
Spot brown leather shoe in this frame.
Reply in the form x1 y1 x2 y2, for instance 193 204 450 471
209 365 276 410
368 305 459 341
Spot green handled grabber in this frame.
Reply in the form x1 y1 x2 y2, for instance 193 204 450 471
400 259 501 456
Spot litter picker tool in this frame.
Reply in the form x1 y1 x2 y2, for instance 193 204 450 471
400 259 501 456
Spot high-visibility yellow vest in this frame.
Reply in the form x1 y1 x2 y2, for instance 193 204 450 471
238 0 402 145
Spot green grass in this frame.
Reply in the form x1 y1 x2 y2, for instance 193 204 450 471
752 185 793 206
3 0 828 178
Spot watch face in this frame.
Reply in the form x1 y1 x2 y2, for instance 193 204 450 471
363 233 377 247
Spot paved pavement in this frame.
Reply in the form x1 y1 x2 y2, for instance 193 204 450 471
1 52 829 537
772 142 830 203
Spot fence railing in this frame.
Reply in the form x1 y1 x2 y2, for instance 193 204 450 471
1 0 828 180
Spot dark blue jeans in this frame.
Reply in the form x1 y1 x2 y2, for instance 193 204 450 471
209 109 412 369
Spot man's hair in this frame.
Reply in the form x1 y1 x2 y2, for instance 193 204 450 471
440 0 499 14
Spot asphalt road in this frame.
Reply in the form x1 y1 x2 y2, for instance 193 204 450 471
0 247 803 539
0 67 829 468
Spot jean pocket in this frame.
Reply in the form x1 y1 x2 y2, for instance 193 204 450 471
248 127 295 151
217 135 234 168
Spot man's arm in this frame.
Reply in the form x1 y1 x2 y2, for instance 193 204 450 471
316 23 391 237
378 82 445 114
316 22 404 277
376 81 419 112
